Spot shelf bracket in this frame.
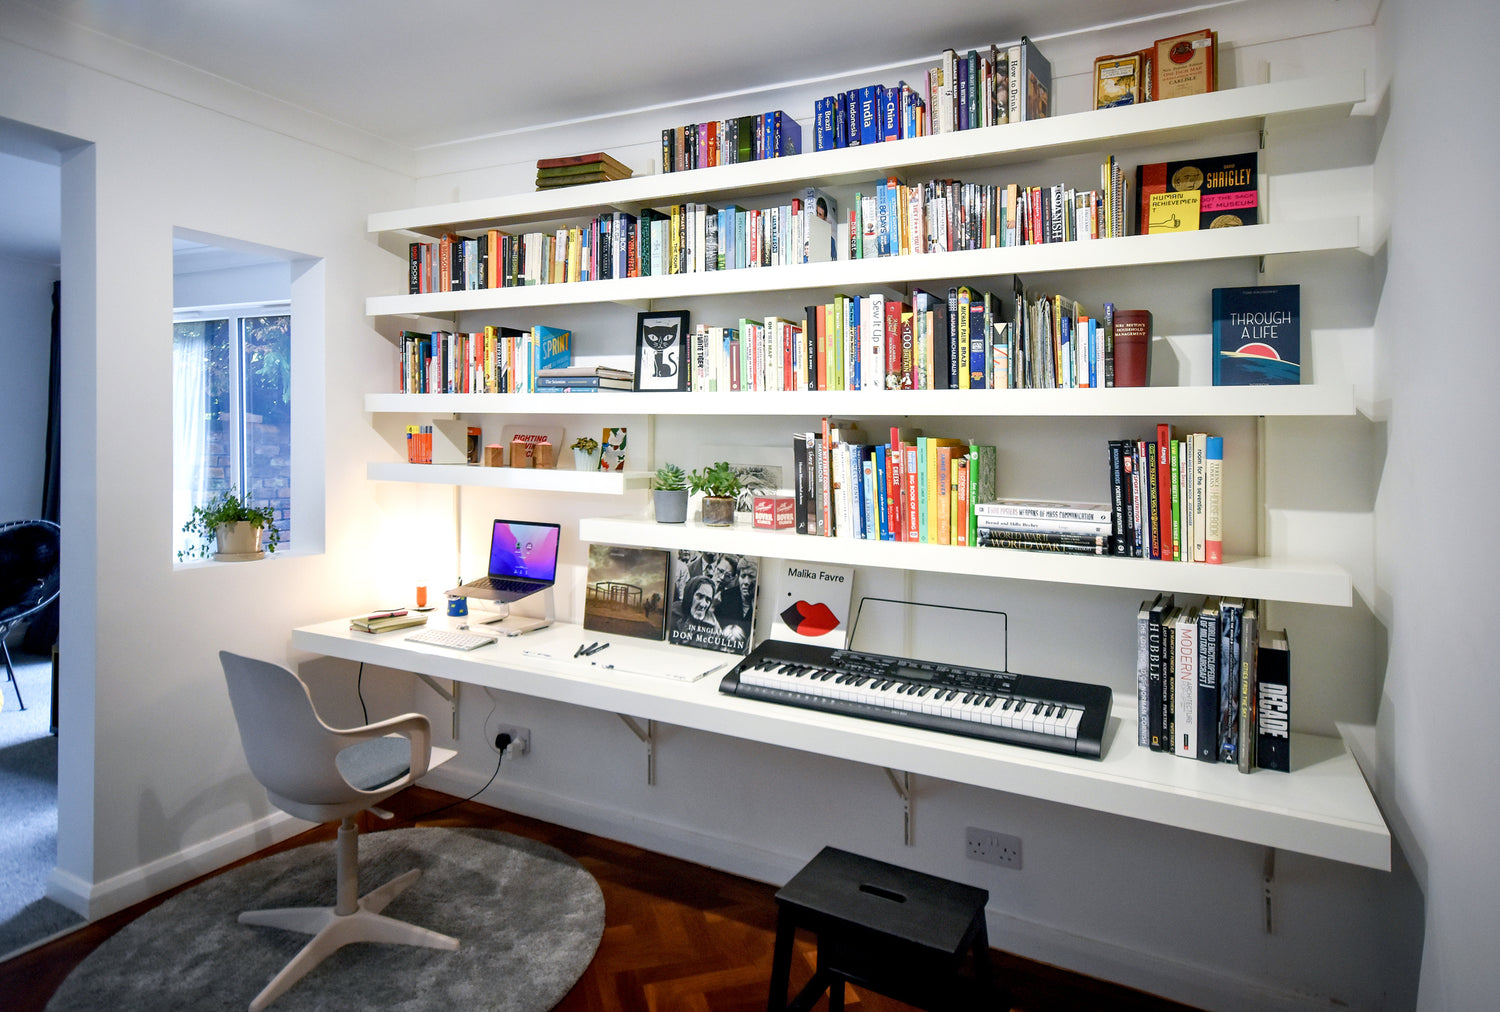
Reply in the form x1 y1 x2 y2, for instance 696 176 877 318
883 768 914 846
618 714 657 786
1262 846 1276 933
415 674 459 738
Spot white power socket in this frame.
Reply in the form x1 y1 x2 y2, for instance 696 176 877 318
965 826 1022 869
485 719 530 757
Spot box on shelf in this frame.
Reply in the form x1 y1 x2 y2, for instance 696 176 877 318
754 493 796 530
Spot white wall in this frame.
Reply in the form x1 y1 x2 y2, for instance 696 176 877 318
0 254 58 523
0 9 415 916
1372 0 1500 1008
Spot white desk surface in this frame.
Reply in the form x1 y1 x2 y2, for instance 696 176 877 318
292 617 1389 871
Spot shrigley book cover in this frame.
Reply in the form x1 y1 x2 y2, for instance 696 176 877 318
1212 284 1300 385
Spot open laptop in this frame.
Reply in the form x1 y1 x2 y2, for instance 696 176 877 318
449 519 560 602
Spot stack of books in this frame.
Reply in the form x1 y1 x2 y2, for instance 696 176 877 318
350 609 427 634
536 365 634 392
974 498 1112 555
535 152 632 190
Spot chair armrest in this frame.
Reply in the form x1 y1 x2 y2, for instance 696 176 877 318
331 712 434 783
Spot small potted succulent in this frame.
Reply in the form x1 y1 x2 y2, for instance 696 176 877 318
179 490 281 561
689 461 743 527
652 462 689 523
570 435 600 471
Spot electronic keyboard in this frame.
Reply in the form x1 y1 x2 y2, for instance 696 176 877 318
719 640 1110 759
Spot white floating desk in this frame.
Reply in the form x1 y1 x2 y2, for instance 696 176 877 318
291 617 1390 871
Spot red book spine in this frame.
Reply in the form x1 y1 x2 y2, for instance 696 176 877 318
1156 423 1174 560
887 441 904 542
884 300 904 389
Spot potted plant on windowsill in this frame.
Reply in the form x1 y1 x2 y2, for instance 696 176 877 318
652 463 689 523
689 461 743 527
570 435 600 471
179 491 282 561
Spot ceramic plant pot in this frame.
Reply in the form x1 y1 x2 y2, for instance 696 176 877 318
700 495 736 527
214 521 264 560
654 489 689 523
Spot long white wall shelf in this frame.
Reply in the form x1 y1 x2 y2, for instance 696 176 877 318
369 72 1366 236
366 218 1360 316
365 384 1356 418
367 462 651 492
292 617 1388 870
578 515 1353 607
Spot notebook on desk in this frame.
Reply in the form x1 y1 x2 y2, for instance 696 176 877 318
449 519 561 603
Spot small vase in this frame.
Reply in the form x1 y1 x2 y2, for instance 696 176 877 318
700 495 736 527
214 521 264 560
573 448 598 471
654 489 689 524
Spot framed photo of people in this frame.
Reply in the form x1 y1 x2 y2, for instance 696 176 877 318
633 310 690 392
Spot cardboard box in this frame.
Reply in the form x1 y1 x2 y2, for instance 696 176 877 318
753 493 795 530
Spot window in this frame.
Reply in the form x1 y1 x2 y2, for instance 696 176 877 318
172 303 292 558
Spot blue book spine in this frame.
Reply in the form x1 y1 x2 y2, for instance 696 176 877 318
836 92 849 147
875 444 891 539
859 86 878 145
881 85 900 141
844 89 861 146
860 449 877 538
775 111 801 156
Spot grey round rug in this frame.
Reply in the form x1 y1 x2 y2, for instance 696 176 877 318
48 827 604 1011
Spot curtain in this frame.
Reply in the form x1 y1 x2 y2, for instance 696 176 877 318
172 324 209 558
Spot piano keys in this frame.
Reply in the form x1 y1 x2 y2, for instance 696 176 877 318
719 639 1111 759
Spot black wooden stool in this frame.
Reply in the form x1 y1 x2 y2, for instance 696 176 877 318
767 846 1001 1012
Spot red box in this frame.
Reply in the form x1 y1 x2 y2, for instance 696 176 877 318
753 494 795 530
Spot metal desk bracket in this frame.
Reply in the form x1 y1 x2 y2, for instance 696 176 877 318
884 768 914 846
415 674 459 738
618 715 657 786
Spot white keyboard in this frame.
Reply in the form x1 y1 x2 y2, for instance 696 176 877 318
406 628 497 651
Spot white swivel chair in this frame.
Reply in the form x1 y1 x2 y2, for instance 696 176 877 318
220 650 459 1011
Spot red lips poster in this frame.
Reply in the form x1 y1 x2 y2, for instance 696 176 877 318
768 563 854 649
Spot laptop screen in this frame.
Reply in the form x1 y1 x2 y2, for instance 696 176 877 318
486 520 560 583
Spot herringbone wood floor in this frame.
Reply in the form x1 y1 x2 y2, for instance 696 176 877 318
0 788 1198 1011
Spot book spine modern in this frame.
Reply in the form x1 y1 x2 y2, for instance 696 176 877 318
1174 608 1197 758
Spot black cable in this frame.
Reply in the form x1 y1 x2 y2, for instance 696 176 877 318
405 738 506 823
356 661 369 724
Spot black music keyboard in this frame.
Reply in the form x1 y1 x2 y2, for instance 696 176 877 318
719 640 1110 759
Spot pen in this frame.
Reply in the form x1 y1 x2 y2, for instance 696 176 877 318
584 642 610 656
575 641 598 658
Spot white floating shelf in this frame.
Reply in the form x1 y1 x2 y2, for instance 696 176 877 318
366 219 1360 316
578 515 1353 607
370 73 1366 236
365 384 1356 418
366 462 650 492
292 616 1388 870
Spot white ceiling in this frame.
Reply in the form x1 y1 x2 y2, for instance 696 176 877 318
0 0 1258 262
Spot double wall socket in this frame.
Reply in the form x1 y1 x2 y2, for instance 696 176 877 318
965 826 1022 869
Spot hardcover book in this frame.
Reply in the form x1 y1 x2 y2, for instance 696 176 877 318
1256 628 1291 772
1136 151 1257 233
583 545 670 641
1213 284 1301 385
1153 29 1217 100
668 550 759 655
766 562 854 648
1094 53 1143 108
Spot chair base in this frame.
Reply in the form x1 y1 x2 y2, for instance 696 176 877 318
238 867 458 1011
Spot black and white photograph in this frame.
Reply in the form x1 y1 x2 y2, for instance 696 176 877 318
633 310 690 392
666 550 758 655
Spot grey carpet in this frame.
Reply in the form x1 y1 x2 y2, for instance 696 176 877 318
48 827 605 1011
0 650 84 957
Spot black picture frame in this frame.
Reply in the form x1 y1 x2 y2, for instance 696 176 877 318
633 310 690 392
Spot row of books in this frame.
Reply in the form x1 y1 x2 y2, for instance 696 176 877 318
397 326 571 395
810 36 1052 153
1137 593 1289 772
1110 427 1222 562
791 422 997 546
841 161 1130 264
404 155 1138 296
659 110 800 174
